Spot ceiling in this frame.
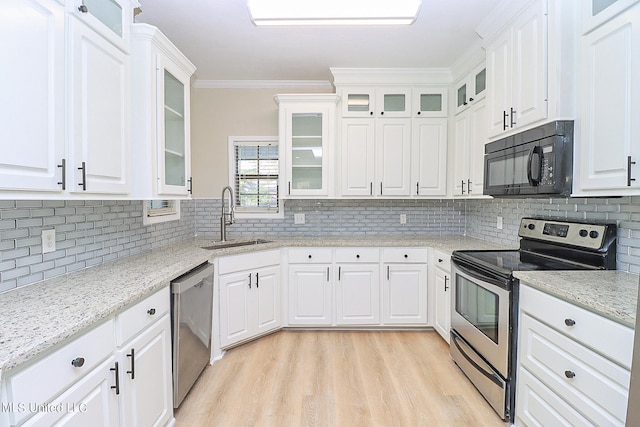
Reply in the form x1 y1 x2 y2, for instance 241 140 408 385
135 0 503 84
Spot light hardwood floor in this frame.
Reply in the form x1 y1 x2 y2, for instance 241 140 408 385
175 330 506 427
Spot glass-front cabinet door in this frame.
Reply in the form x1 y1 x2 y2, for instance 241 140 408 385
276 94 339 198
69 0 130 52
413 87 448 118
375 87 412 118
157 55 192 196
340 87 376 118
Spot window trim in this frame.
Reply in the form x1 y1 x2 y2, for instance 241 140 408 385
228 136 283 219
143 200 181 225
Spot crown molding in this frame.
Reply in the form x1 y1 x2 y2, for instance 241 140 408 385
193 79 334 89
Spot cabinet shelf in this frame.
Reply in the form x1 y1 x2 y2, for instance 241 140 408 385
164 105 184 120
165 149 185 157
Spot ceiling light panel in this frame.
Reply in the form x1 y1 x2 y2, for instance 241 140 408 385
247 0 422 26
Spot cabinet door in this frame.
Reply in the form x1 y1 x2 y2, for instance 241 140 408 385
22 357 120 427
288 265 332 325
340 118 375 196
253 265 281 335
157 55 192 196
433 268 450 343
470 63 487 103
69 17 131 195
382 264 428 325
335 264 380 325
119 316 173 427
413 87 448 118
468 100 487 196
341 87 376 117
454 78 470 115
375 87 412 118
452 112 470 196
579 4 640 192
486 29 513 138
0 0 66 193
375 119 412 196
411 118 448 196
511 0 547 131
219 271 252 347
286 106 330 197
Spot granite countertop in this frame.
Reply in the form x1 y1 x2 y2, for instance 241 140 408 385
514 270 640 329
0 235 503 378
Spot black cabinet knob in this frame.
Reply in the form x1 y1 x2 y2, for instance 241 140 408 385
564 318 576 327
404 254 408 258
147 308 156 315
78 4 88 13
71 357 85 368
380 111 384 115
308 254 312 259
564 370 576 379
356 254 360 259
417 111 421 115
369 111 374 116
438 258 443 262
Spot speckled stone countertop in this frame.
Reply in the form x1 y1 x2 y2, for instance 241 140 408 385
514 270 640 329
0 235 505 379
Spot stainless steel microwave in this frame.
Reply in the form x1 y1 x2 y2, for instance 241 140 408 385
483 121 574 197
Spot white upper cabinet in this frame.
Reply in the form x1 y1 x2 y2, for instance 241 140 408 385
414 87 449 118
0 0 66 194
375 87 413 118
375 119 412 196
341 86 377 118
575 1 640 195
454 63 486 115
411 118 448 196
131 24 196 199
485 0 547 138
582 0 640 33
275 94 339 198
68 16 131 195
453 100 487 197
68 0 131 53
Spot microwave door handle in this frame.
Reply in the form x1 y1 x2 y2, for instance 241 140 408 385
527 146 542 186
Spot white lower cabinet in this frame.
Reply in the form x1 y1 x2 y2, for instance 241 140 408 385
381 248 429 325
516 284 633 426
432 250 451 343
218 250 281 348
0 287 173 427
335 248 381 325
287 248 333 326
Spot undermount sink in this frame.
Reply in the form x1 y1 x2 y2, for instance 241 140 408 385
202 239 272 250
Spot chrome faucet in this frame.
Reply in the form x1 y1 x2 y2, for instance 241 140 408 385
220 186 235 242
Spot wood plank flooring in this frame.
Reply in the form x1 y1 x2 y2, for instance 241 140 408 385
174 330 506 427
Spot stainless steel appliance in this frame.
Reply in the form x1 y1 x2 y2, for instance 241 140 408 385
484 120 574 197
171 262 214 408
626 274 640 424
451 218 617 421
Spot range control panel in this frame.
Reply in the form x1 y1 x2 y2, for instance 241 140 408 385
518 218 610 250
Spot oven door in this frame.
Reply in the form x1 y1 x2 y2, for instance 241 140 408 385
450 261 511 378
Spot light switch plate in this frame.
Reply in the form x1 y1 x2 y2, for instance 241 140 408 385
294 213 305 225
400 214 407 224
42 229 56 253
497 216 503 230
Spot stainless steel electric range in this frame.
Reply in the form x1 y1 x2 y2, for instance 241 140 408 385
450 217 617 422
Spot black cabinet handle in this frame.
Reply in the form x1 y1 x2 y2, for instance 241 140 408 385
416 182 419 195
380 182 383 195
127 348 135 380
510 107 516 128
503 111 509 131
248 273 252 289
370 182 373 196
71 357 85 368
467 180 472 194
288 181 291 195
461 180 466 195
326 267 329 281
57 159 66 190
147 308 156 315
78 161 86 191
110 361 120 395
338 266 341 281
387 265 390 280
564 370 576 379
564 318 576 327
444 276 449 291
256 272 259 288
628 156 636 186
188 177 193 194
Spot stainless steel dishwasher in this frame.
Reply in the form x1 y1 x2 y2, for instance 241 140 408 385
171 262 214 408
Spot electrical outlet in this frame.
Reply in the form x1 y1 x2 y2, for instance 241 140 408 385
497 216 503 230
42 229 56 254
294 213 305 225
400 214 407 224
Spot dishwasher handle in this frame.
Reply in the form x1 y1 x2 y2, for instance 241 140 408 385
171 263 214 294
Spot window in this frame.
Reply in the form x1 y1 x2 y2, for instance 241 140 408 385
229 136 282 218
143 200 181 225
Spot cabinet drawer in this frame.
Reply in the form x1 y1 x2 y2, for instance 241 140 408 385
288 248 333 264
218 249 280 274
517 367 593 427
335 248 380 263
519 313 630 425
520 285 634 368
5 319 115 425
433 249 451 272
382 247 428 263
117 287 169 346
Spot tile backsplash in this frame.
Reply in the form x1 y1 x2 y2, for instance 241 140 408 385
1 196 639 293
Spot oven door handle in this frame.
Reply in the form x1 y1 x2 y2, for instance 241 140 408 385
453 261 511 290
451 332 504 388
